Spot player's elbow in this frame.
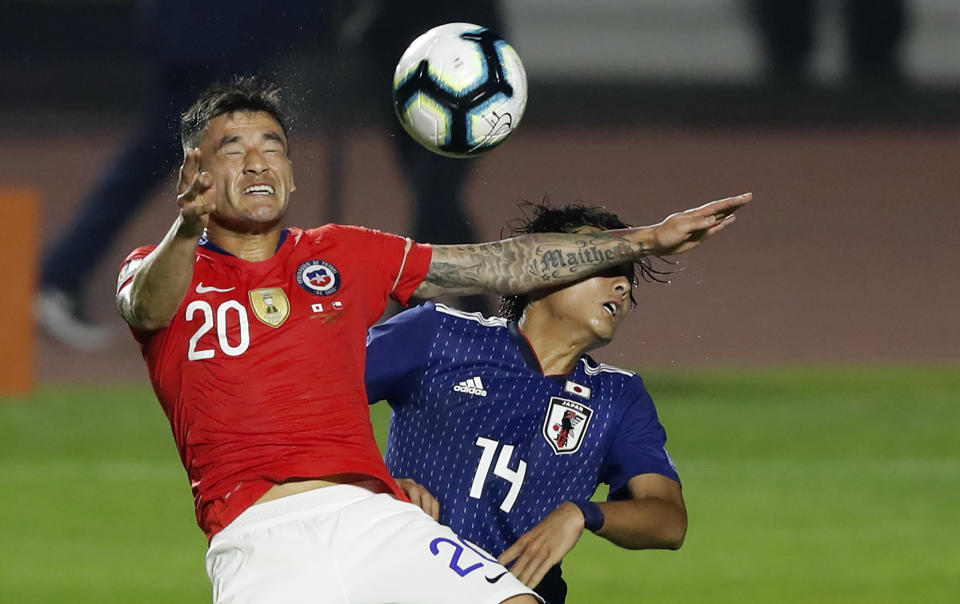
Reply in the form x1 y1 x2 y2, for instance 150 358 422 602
644 509 687 551
627 520 684 551
125 294 173 331
663 523 686 550
134 314 171 332
663 510 687 550
615 515 686 551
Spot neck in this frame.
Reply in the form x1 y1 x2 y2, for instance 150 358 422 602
205 223 282 261
518 310 592 376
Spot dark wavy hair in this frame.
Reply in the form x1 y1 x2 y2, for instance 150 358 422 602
180 75 288 150
497 201 668 322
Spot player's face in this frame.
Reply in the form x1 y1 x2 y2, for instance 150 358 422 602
197 110 295 233
534 227 634 348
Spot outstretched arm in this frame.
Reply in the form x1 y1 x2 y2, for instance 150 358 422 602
117 149 214 331
414 192 751 299
498 473 686 589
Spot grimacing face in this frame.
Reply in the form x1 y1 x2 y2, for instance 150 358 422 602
528 225 635 347
196 110 295 234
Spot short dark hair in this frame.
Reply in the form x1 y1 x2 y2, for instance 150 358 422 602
180 75 288 150
497 201 667 322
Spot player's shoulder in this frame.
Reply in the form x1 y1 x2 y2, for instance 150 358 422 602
369 301 508 358
432 302 509 331
298 223 402 243
295 224 414 263
384 301 508 333
579 355 648 392
290 224 335 246
117 245 157 284
580 354 636 379
580 357 657 415
116 245 157 294
120 244 156 265
379 300 438 329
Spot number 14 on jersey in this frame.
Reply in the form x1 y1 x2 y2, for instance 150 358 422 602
470 437 527 513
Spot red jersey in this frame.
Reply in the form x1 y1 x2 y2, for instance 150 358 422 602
117 225 432 539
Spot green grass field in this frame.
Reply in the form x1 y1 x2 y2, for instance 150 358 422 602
2 367 957 603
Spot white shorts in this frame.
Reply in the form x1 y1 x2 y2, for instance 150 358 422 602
205 482 541 604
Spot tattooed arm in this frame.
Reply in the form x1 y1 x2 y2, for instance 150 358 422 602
414 193 751 298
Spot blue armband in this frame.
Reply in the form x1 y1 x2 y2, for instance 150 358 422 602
572 500 605 533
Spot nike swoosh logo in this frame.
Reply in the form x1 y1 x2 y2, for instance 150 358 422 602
485 571 510 584
195 282 235 294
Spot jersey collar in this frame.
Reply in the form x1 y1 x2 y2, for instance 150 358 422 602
508 322 571 382
199 228 290 257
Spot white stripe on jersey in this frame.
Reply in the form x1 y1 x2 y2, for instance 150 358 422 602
391 238 413 295
434 303 508 328
580 357 635 377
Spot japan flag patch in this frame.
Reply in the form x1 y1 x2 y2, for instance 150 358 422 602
542 397 594 455
564 380 591 399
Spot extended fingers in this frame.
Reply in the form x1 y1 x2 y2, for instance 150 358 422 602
419 491 440 520
501 541 556 588
506 550 534 586
692 192 752 218
177 148 201 196
397 478 441 520
498 540 522 567
524 558 555 590
183 170 213 203
708 213 736 232
689 196 744 233
178 173 215 221
670 213 735 254
694 212 736 239
177 148 215 212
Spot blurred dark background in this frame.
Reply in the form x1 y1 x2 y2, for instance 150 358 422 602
1 0 958 381
4 0 960 128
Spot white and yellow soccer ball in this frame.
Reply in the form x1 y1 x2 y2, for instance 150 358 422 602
392 22 528 158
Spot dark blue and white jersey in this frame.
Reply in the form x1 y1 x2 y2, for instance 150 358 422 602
365 302 679 602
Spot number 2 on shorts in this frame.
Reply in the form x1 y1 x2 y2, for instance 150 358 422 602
429 536 496 577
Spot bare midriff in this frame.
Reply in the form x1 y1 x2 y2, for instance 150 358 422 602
254 474 388 504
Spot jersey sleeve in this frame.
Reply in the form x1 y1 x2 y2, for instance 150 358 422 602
365 303 437 405
116 246 157 343
599 376 681 500
330 225 432 306
116 246 155 296
116 245 157 344
360 227 432 306
386 237 431 305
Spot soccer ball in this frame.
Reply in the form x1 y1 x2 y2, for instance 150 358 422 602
393 22 528 158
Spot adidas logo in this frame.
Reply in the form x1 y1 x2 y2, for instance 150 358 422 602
453 376 487 397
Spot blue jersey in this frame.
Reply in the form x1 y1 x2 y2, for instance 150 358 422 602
365 302 680 602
